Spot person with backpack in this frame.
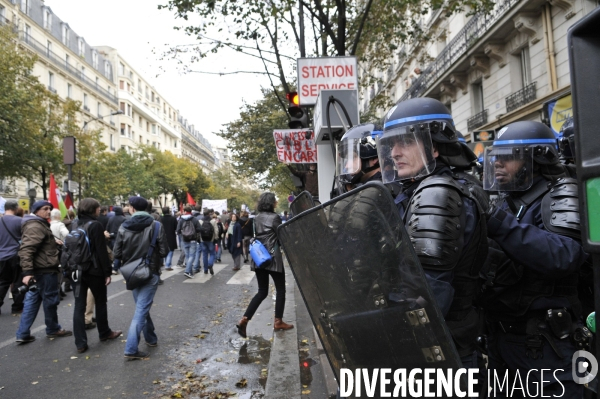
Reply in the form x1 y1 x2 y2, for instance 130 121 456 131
176 206 201 279
113 196 168 360
160 207 178 271
213 212 224 263
198 209 217 275
66 198 122 353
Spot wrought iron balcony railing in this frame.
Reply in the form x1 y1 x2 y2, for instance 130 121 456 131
505 82 537 112
399 0 519 102
467 109 488 131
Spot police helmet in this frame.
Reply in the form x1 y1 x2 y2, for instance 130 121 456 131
447 131 478 170
483 121 560 191
558 116 576 162
378 97 457 183
337 123 382 185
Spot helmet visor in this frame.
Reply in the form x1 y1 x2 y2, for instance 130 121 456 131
336 138 362 183
483 146 534 191
376 125 436 184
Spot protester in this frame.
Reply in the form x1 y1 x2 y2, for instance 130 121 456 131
62 209 76 232
198 209 217 275
97 206 109 230
71 198 122 353
177 206 201 279
0 200 24 315
106 206 127 275
16 200 72 344
228 213 243 271
113 196 168 360
240 211 253 263
49 209 69 299
160 207 178 271
237 193 293 337
213 212 224 263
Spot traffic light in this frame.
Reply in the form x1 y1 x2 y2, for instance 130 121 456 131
286 91 309 129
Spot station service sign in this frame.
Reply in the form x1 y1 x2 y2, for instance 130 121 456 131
297 56 358 106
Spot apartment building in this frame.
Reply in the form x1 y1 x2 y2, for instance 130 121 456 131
361 0 598 144
178 116 217 174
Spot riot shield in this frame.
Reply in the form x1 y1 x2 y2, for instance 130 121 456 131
289 191 315 218
278 182 462 394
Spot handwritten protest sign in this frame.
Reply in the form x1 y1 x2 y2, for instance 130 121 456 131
273 129 318 164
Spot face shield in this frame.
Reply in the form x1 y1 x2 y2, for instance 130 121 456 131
336 138 362 183
483 146 534 191
376 124 436 184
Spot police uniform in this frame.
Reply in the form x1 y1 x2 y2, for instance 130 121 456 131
481 121 589 398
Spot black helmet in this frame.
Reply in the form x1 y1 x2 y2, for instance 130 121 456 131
444 130 478 170
378 97 456 183
483 121 560 191
337 123 382 185
558 116 575 162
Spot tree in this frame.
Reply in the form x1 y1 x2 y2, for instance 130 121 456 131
206 164 262 212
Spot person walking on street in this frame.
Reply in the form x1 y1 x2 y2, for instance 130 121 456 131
0 200 24 315
71 198 122 353
199 209 217 275
106 206 126 275
160 207 178 271
228 213 243 271
113 196 168 360
16 200 72 344
240 211 253 263
177 206 201 279
237 193 293 337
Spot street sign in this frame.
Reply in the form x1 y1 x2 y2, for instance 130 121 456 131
468 141 493 161
68 180 79 192
297 56 358 106
472 129 496 142
18 199 29 210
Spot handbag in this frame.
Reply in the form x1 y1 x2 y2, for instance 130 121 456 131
120 222 160 290
249 219 272 268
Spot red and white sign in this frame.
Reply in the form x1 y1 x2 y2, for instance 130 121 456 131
297 56 358 106
273 129 318 164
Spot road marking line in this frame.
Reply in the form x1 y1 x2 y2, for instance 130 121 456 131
182 264 227 283
226 269 255 285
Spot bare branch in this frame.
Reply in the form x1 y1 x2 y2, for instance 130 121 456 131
350 0 374 56
187 70 279 76
256 42 290 121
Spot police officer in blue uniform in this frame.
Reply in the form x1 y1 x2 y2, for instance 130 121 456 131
377 98 489 383
481 120 589 398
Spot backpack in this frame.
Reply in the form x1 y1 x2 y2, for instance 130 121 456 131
200 219 214 241
60 221 95 274
217 221 224 238
180 219 196 242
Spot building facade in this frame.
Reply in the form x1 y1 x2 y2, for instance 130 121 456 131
361 0 598 144
178 116 217 174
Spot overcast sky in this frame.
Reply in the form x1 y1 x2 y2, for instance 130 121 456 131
45 0 272 148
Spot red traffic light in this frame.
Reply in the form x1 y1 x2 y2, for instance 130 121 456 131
286 92 300 106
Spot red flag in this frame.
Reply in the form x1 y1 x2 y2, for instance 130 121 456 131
186 192 196 206
64 192 75 215
49 174 59 210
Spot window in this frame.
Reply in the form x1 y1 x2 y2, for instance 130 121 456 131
119 62 125 75
78 38 84 57
92 51 98 69
151 92 155 102
110 134 114 150
157 97 160 105
129 70 133 79
127 104 132 117
46 41 52 57
146 122 150 132
67 83 72 98
128 125 132 139
139 116 142 127
104 61 111 80
48 72 54 90
20 0 29 15
43 8 52 30
95 77 99 87
0 5 5 21
119 80 124 90
24 24 31 40
65 54 70 67
139 135 142 143
97 102 101 117
471 82 484 113
83 93 89 110
174 140 177 148
127 82 131 92
138 79 142 92
61 24 69 46
145 86 149 99
120 123 126 136
151 124 156 134
119 102 125 113
80 66 85 79
520 47 532 88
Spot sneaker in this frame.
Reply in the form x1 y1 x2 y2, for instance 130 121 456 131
47 329 73 338
124 351 149 360
146 341 158 347
85 322 97 330
184 273 193 279
16 335 36 344
165 267 173 271
111 270 118 275
176 264 185 268
209 267 214 275
158 279 164 285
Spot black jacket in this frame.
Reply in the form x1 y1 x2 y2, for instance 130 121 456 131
106 207 126 245
97 214 109 230
240 217 253 237
76 214 112 278
113 214 168 275
253 212 283 273
160 214 178 251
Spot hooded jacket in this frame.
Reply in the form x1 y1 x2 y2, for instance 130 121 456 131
176 214 201 241
106 206 127 243
77 214 113 278
19 214 60 275
160 213 178 251
113 213 168 275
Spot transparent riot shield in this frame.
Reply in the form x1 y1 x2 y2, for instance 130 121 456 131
278 182 462 390
289 191 315 218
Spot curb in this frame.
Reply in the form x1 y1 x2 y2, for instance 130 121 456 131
265 268 301 399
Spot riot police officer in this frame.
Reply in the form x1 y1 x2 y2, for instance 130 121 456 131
336 122 383 192
481 120 588 398
377 98 488 374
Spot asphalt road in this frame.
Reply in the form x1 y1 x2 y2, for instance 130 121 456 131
0 249 332 399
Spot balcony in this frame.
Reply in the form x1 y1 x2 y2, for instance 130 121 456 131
399 0 520 102
505 82 537 112
467 109 488 131
18 31 117 104
182 134 215 161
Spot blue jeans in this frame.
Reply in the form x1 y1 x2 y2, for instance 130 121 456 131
200 241 215 272
164 251 174 268
194 242 203 272
124 274 159 355
182 241 198 275
215 240 222 260
16 273 63 339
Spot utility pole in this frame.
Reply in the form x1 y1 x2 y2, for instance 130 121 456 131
299 0 306 57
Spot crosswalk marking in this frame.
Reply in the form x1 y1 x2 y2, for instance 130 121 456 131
183 264 228 283
226 268 255 285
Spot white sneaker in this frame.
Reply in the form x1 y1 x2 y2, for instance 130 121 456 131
184 272 194 279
